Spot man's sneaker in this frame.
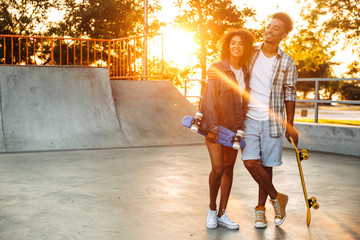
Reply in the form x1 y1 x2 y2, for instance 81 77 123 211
217 209 239 230
270 192 289 226
206 209 218 229
254 206 267 228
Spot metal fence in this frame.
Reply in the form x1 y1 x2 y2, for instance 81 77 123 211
296 78 360 123
184 78 360 123
0 34 164 80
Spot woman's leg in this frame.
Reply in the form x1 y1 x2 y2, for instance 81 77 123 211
206 138 224 211
218 147 238 216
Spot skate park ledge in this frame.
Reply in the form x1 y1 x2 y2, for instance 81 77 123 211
283 122 360 157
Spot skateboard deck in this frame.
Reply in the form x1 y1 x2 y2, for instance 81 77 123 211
182 115 246 150
289 137 319 226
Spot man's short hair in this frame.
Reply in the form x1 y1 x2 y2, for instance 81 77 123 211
272 12 293 33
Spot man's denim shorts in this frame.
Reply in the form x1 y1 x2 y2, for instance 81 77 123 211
241 118 283 167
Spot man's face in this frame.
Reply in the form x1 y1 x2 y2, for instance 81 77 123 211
264 18 288 44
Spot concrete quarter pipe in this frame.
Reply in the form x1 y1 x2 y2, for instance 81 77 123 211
0 65 202 152
0 65 129 152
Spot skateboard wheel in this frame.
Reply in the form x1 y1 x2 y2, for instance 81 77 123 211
232 142 240 150
236 130 244 138
301 149 307 154
313 203 320 210
190 125 199 132
302 153 309 160
195 112 203 120
191 112 203 132
311 197 317 203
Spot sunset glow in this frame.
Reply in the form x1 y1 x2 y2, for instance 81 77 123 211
161 26 198 70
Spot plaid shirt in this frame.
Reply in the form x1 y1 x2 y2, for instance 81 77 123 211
248 43 297 137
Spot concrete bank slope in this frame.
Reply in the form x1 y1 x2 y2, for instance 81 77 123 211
0 66 202 152
0 65 130 152
110 80 202 146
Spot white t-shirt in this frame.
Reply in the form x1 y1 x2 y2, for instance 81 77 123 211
229 65 245 95
247 50 276 120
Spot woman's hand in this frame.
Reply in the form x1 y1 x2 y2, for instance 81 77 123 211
206 132 218 143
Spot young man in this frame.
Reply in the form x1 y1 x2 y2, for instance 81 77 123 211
241 12 298 228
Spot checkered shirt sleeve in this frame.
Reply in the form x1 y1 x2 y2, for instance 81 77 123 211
269 49 297 137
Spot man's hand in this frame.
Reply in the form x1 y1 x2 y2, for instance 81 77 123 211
285 124 298 146
206 132 218 143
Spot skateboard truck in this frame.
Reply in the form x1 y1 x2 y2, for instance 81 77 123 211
231 130 244 150
298 149 309 161
308 197 320 209
190 112 203 132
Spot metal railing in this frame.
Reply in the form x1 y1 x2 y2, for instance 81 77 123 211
296 78 360 123
184 78 360 123
0 34 164 80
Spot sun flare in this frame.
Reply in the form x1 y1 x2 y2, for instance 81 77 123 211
161 26 198 70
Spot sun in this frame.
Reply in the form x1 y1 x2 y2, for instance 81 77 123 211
161 26 199 70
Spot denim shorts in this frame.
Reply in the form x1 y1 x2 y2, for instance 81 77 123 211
242 118 283 167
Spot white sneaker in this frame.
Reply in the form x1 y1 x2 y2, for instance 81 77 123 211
217 209 239 230
206 209 218 229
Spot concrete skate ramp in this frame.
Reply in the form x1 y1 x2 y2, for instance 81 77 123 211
110 80 202 146
0 65 130 152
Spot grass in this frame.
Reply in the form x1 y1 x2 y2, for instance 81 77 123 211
295 119 360 126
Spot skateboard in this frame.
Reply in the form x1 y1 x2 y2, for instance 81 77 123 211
289 137 319 226
182 112 246 150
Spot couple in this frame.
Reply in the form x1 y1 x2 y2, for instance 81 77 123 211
200 12 298 229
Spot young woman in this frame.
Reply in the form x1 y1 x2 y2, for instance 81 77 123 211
200 29 255 229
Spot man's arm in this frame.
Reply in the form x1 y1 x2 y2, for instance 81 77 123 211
285 101 298 145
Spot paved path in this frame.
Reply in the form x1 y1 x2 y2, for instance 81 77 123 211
0 145 359 240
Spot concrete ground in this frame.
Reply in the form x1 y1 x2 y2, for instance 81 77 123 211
0 144 359 240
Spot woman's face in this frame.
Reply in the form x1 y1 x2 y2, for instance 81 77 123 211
229 35 244 59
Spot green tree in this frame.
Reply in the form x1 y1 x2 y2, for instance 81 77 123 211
49 0 161 39
300 0 359 46
340 82 360 100
346 60 360 77
299 0 360 76
174 0 255 92
282 27 336 99
0 0 54 35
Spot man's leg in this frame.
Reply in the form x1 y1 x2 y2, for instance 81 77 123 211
258 166 273 206
259 120 288 226
243 160 277 199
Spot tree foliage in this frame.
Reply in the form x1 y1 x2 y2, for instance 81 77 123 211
300 0 360 42
340 81 360 100
48 0 161 39
299 0 360 77
0 0 54 35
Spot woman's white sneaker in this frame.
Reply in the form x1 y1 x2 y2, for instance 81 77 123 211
217 209 239 230
206 209 218 229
